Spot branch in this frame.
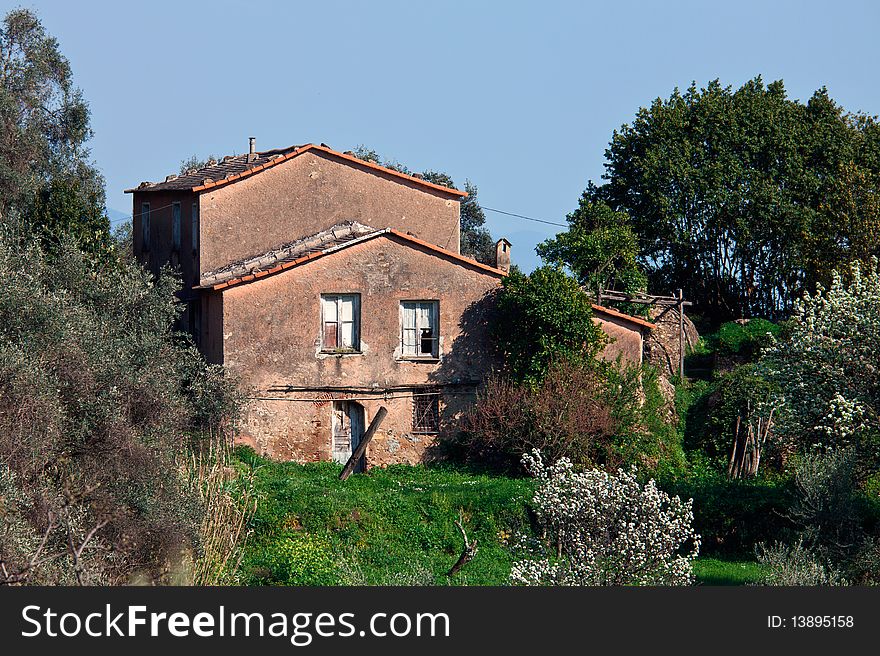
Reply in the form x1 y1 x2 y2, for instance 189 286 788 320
447 510 478 578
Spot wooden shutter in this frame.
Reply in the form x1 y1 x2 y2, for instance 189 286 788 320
141 203 150 249
172 203 181 250
339 295 356 348
402 303 418 356
322 295 338 349
191 202 199 253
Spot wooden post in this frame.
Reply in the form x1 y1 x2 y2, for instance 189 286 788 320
678 288 685 379
339 406 387 481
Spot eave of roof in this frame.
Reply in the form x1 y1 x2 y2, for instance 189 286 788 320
197 229 506 292
591 303 655 330
125 143 467 198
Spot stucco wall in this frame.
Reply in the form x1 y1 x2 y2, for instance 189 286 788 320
219 234 500 463
593 315 645 365
198 150 462 275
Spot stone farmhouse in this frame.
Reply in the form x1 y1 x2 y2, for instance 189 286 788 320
126 139 652 469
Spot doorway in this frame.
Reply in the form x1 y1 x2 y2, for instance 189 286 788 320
332 401 366 472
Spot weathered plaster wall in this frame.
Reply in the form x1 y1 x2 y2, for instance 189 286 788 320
198 150 462 274
593 314 645 365
221 234 500 463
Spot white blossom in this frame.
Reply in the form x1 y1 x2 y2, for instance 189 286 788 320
511 450 700 586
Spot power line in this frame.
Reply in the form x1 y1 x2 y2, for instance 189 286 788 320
108 201 569 231
481 206 568 228
107 201 180 225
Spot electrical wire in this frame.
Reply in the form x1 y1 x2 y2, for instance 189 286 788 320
481 206 568 228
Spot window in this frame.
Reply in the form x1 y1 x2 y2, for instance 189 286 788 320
321 294 360 351
171 202 181 251
401 301 439 358
192 202 199 253
141 202 150 250
412 391 440 433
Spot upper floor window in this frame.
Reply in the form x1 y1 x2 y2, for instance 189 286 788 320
191 202 199 253
141 202 150 250
321 294 360 352
401 300 439 358
171 202 181 251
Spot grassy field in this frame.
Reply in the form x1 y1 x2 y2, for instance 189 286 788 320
233 447 764 586
692 558 766 585
234 448 535 585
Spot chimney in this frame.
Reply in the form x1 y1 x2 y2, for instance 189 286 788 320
495 238 511 273
247 137 257 162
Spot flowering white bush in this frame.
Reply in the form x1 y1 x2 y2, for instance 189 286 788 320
510 451 700 586
762 259 880 452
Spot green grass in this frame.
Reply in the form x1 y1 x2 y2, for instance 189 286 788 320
234 447 535 585
234 447 769 586
693 558 766 586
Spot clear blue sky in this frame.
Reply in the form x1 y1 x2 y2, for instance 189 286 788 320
9 0 880 271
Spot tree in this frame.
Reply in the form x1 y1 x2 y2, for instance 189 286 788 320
492 266 605 384
0 9 110 256
179 154 219 175
761 259 880 471
0 236 242 584
593 77 880 324
537 195 646 299
353 146 496 264
511 450 699 586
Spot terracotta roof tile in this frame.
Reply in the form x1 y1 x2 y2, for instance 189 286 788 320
196 223 505 291
125 143 467 197
591 303 655 330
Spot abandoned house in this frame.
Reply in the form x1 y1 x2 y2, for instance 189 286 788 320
126 140 509 468
126 139 658 469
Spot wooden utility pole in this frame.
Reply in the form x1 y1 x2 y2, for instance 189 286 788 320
678 288 685 379
339 406 387 480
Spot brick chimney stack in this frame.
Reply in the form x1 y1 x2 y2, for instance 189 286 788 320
495 238 511 273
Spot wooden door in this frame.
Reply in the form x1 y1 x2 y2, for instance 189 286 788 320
332 401 365 472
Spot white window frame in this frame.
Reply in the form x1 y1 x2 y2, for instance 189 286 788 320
141 202 150 250
171 202 181 251
400 300 439 359
321 294 361 352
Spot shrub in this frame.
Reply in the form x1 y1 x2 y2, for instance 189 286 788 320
493 267 605 384
258 533 339 586
0 237 241 585
787 447 864 558
755 539 846 586
708 319 782 359
461 359 685 477
460 360 615 472
661 460 792 557
762 259 880 468
511 451 700 586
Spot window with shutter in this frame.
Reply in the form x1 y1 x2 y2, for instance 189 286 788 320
171 202 181 251
321 294 360 352
191 202 199 253
400 301 439 358
141 202 150 250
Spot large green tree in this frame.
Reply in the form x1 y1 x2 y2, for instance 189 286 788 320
592 77 880 324
0 9 110 256
537 194 646 299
